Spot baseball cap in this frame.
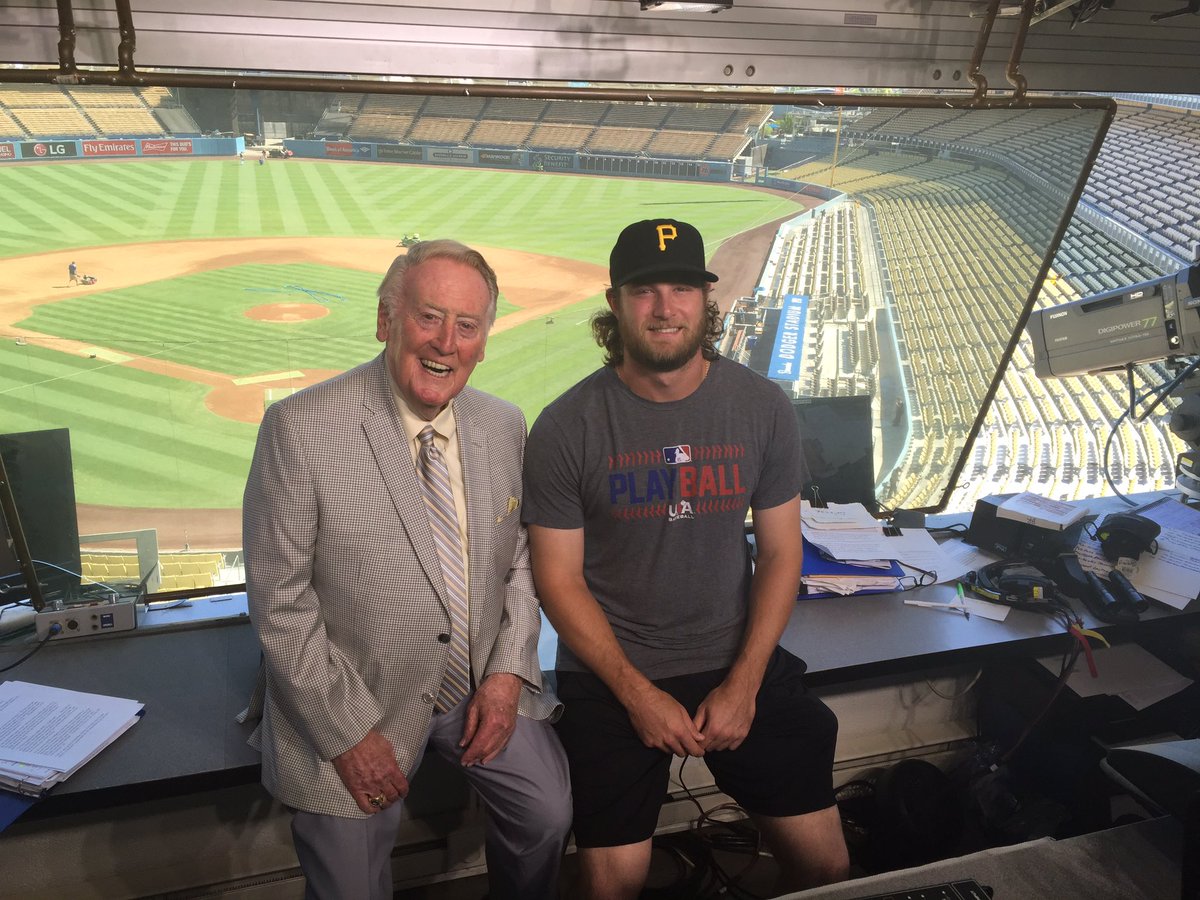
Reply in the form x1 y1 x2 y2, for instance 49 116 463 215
609 219 718 288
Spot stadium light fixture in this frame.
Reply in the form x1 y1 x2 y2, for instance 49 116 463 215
640 1 733 12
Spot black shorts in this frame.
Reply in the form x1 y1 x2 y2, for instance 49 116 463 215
555 647 838 848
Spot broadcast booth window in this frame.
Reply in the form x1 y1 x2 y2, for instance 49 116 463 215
0 80 1192 601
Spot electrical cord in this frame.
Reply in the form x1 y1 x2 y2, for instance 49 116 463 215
648 755 767 900
32 558 121 596
0 623 60 673
998 624 1083 766
1102 357 1200 505
925 668 983 701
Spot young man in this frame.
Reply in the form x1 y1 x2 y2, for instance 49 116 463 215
523 219 848 899
242 240 570 900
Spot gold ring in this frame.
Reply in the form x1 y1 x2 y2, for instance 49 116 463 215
368 794 386 808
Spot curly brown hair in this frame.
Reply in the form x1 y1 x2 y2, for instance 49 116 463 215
591 287 724 367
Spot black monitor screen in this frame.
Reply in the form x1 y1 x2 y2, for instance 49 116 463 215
792 396 876 510
0 428 80 603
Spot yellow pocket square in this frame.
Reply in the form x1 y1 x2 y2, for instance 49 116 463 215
498 497 520 523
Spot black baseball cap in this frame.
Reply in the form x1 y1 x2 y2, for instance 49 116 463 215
609 219 718 288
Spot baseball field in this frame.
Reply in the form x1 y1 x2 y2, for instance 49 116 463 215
0 157 807 543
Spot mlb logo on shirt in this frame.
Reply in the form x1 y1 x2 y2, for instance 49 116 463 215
662 445 693 464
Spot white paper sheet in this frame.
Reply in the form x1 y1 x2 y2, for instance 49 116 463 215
801 501 881 531
1038 643 1193 711
0 681 143 772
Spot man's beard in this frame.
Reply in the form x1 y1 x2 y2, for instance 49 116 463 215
620 319 704 373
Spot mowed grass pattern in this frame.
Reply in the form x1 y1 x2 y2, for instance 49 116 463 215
0 159 800 508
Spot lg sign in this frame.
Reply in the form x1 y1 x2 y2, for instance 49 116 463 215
21 141 78 159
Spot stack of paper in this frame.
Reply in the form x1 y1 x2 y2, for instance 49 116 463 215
802 536 905 596
800 502 897 598
0 681 144 797
799 501 960 599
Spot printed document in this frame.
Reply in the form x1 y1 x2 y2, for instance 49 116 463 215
0 681 143 796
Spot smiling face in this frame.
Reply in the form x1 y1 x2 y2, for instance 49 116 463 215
376 256 490 420
608 280 708 374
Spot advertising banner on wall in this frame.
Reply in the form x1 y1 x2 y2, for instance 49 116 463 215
82 140 138 157
429 148 471 163
535 153 574 171
478 150 517 167
324 141 355 158
141 138 194 155
21 141 78 159
377 144 424 162
768 294 809 381
0 143 15 160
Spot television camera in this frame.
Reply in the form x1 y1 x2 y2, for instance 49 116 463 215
1028 263 1200 501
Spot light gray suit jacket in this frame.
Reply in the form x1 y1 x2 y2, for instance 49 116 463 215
241 354 558 817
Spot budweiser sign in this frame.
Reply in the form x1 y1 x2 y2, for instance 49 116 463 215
141 139 194 155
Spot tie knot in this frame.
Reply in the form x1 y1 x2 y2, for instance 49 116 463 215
418 425 437 448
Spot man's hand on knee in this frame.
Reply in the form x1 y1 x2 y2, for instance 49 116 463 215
332 730 410 814
459 672 521 766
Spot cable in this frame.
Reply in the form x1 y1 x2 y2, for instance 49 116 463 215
652 755 767 900
33 558 121 595
1101 357 1200 505
925 668 983 701
0 623 59 673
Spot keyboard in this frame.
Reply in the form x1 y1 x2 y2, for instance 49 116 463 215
850 879 993 900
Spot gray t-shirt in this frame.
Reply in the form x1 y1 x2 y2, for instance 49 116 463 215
522 357 803 679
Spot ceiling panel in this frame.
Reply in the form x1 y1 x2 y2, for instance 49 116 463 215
2 1 1198 93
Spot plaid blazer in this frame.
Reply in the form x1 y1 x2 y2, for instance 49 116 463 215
241 354 558 817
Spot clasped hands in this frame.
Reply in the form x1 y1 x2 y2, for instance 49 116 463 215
333 672 523 814
627 679 756 758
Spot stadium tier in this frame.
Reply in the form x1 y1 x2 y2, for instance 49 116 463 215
734 102 1185 510
0 84 168 137
319 94 767 161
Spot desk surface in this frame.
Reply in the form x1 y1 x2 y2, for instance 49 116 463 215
785 815 1183 900
4 571 1196 818
11 618 261 815
782 579 1188 685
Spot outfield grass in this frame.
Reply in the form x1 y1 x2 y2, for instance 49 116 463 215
1 159 799 509
0 159 793 261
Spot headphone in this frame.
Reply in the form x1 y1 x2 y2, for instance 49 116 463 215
965 560 1070 614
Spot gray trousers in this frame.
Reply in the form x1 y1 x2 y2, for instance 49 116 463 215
291 702 571 900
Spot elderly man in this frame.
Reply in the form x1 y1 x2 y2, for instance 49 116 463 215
523 219 848 899
242 239 570 900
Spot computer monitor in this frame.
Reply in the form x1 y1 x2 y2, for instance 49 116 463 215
791 395 877 510
0 429 81 607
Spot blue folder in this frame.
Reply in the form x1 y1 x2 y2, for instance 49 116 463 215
798 536 905 600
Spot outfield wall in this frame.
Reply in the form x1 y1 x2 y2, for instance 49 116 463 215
283 139 734 182
0 136 244 161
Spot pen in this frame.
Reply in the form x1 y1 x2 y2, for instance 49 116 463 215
904 598 970 620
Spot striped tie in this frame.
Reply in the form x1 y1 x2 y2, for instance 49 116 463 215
416 426 471 712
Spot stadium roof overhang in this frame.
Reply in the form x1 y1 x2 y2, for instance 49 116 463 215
1 1 1198 96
